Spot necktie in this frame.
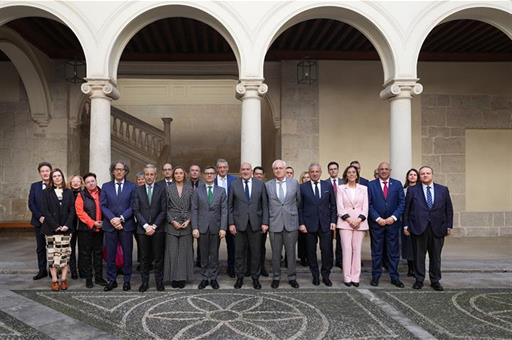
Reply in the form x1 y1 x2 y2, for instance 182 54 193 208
383 181 388 199
116 182 122 196
278 181 285 203
332 179 337 193
166 181 171 187
314 181 320 199
147 185 153 205
244 179 250 201
426 186 433 209
207 186 213 205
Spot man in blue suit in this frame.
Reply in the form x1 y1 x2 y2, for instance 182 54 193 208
404 166 453 291
299 163 337 286
368 161 405 287
101 160 136 291
214 158 237 277
28 161 53 280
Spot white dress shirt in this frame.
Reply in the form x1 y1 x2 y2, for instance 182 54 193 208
275 178 287 200
310 180 321 199
243 178 252 197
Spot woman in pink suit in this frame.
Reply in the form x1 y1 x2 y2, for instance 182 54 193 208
337 165 369 287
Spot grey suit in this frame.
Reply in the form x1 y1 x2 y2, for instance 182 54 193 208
229 177 269 279
191 184 227 280
265 178 301 281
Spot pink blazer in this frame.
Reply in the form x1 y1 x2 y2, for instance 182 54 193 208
336 184 369 230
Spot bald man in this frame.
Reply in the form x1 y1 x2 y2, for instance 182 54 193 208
367 162 405 288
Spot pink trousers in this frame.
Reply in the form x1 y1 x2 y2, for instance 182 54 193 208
340 229 365 283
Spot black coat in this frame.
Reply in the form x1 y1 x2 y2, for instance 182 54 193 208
132 183 167 235
40 187 76 236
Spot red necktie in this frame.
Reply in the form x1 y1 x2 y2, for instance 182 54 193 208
332 179 337 193
383 181 388 199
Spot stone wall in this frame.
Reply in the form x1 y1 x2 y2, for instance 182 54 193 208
280 61 319 176
421 94 512 237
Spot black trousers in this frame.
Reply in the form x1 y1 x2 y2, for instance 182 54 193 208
225 232 236 273
246 230 267 271
33 226 47 272
70 231 78 273
139 232 165 283
235 227 262 279
306 230 333 279
412 225 444 284
335 230 342 267
77 230 104 280
298 232 308 261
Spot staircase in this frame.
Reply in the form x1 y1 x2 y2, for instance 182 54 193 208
111 106 172 166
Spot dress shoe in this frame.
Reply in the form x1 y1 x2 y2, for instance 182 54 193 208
198 280 209 290
234 278 244 289
171 281 179 288
178 281 186 289
51 281 60 291
253 279 261 290
123 282 131 291
412 281 423 289
139 282 149 292
71 271 78 280
271 280 280 289
289 280 299 289
322 277 333 287
391 279 405 288
95 278 108 286
156 281 165 291
244 271 251 277
431 282 444 291
85 278 93 288
104 281 118 291
227 269 236 278
260 268 269 277
79 272 87 279
59 279 68 290
312 277 320 286
33 271 48 280
344 281 352 287
370 278 379 287
210 280 219 289
300 258 308 267
352 282 360 287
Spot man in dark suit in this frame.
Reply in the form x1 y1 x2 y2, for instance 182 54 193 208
214 158 237 277
28 161 52 280
252 166 269 276
101 160 136 291
299 163 337 286
192 166 227 290
404 166 453 291
188 164 203 267
157 163 173 187
327 161 344 269
368 161 405 288
132 164 167 292
229 162 269 289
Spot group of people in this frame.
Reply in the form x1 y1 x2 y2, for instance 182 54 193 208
28 157 453 292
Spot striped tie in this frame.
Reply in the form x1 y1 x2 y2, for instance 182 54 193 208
426 186 433 209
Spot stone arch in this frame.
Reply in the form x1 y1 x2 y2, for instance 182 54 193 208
408 3 512 77
256 2 399 83
0 27 51 126
105 3 243 82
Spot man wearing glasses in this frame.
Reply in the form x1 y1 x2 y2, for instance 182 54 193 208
101 160 136 291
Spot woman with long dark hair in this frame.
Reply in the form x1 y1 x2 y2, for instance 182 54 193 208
402 168 420 277
41 168 75 291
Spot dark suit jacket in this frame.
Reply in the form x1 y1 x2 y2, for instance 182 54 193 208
100 180 136 232
298 180 337 233
40 188 76 236
191 184 227 234
368 178 405 226
359 177 370 187
28 181 46 227
132 183 167 235
228 178 269 232
215 174 236 193
404 183 453 237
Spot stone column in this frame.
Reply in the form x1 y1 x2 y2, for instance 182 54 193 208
81 79 119 185
236 80 268 167
161 117 173 163
380 80 423 180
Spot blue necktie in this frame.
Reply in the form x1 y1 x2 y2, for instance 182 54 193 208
244 179 250 201
426 186 433 209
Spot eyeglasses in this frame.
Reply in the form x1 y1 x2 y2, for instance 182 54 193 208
204 172 216 175
114 168 125 171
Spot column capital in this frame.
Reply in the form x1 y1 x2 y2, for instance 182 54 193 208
81 78 120 100
235 79 268 99
380 79 423 100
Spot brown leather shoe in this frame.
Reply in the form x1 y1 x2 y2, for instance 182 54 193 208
51 281 60 291
60 280 68 291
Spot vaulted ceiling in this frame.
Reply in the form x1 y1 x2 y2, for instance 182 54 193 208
1 17 511 62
